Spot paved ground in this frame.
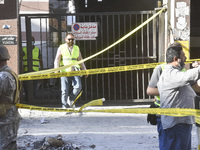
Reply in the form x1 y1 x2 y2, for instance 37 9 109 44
17 105 198 150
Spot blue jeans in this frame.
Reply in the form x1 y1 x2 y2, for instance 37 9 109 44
60 76 82 107
164 123 192 150
157 117 167 150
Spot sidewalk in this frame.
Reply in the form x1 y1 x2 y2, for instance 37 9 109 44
17 105 198 150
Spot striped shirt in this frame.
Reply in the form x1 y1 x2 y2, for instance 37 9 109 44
157 64 200 129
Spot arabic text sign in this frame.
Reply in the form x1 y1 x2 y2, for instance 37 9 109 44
72 22 98 40
0 36 17 45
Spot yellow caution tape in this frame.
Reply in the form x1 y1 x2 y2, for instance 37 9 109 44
19 8 166 78
15 7 200 124
72 90 83 107
185 58 200 64
83 108 198 117
78 98 105 112
16 103 74 113
83 107 200 124
18 62 162 80
16 98 104 113
16 100 200 124
19 58 200 81
82 107 200 124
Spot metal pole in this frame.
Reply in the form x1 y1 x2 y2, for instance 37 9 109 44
195 95 200 150
158 11 165 62
25 16 33 102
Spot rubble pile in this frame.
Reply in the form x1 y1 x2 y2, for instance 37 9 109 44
18 134 96 150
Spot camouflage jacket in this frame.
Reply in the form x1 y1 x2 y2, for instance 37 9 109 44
0 65 21 149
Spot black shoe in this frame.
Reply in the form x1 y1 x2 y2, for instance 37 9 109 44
62 104 70 109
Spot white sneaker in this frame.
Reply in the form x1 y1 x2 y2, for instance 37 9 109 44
68 100 75 108
71 104 76 108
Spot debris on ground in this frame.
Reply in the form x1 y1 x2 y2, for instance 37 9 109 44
17 134 96 150
39 134 64 149
17 109 198 150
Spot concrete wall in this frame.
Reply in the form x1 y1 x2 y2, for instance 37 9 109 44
0 0 18 73
75 0 158 12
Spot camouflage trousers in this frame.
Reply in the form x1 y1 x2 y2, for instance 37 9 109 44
0 119 20 150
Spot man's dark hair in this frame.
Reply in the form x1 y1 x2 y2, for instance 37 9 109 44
166 42 183 63
66 33 74 37
32 36 35 42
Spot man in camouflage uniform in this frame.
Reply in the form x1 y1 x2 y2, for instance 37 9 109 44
0 45 21 149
